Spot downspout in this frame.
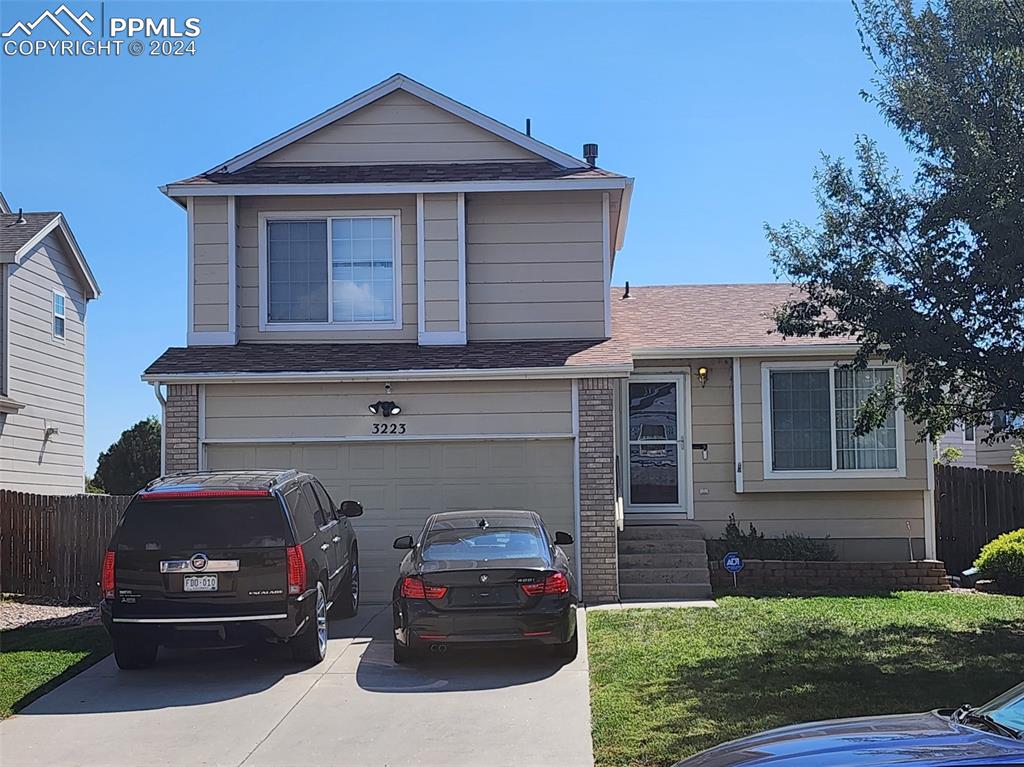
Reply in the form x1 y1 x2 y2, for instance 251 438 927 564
151 381 167 475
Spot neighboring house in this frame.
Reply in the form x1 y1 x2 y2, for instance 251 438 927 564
977 414 1023 472
145 74 935 603
0 195 100 494
937 424 982 467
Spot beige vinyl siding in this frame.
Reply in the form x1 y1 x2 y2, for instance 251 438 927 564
192 197 230 332
422 193 460 332
236 194 417 342
466 191 607 341
258 90 540 166
0 232 86 494
206 439 574 603
975 425 1019 471
626 358 930 559
202 378 572 441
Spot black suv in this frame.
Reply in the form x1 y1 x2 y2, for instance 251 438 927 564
99 469 362 669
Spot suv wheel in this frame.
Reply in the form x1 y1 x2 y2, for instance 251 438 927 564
112 634 159 670
291 581 328 664
334 552 359 618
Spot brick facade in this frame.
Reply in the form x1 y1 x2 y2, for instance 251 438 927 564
577 378 619 603
709 559 950 595
164 384 199 473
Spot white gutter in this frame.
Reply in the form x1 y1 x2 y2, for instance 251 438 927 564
151 382 167 475
162 177 628 199
142 363 634 386
631 343 863 360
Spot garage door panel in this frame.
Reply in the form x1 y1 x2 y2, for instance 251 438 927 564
205 439 574 603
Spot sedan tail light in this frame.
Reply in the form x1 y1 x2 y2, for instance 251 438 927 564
101 550 116 600
400 577 448 600
521 571 570 597
286 545 306 595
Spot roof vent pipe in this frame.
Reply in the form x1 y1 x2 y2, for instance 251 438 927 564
622 281 632 299
15 208 26 224
583 143 598 167
525 118 531 137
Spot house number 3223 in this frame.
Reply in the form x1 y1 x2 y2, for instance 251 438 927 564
370 423 407 435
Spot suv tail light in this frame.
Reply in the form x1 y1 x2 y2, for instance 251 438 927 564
286 545 306 595
521 571 569 597
101 550 116 600
400 577 448 600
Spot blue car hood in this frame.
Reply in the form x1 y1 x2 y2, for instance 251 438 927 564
675 712 1024 767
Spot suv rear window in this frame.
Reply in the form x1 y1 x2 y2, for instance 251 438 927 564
115 498 290 550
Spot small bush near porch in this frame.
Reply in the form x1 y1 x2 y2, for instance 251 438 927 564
588 593 1024 767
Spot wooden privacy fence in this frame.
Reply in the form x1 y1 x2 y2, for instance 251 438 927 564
935 465 1024 575
0 490 131 603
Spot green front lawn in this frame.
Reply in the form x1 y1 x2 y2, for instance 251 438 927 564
0 623 111 718
588 593 1024 767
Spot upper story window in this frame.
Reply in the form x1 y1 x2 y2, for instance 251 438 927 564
762 364 904 478
52 290 66 341
963 423 976 443
261 211 401 331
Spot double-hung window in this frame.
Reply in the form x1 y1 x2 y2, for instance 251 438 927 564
52 290 66 341
262 212 401 330
763 364 903 477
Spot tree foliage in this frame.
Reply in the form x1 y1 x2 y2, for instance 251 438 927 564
93 417 161 495
766 0 1024 442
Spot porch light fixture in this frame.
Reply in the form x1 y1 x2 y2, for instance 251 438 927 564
369 400 402 417
697 367 709 388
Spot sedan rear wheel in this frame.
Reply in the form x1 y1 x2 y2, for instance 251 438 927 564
552 628 578 662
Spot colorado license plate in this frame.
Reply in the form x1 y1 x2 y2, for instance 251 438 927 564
183 574 218 592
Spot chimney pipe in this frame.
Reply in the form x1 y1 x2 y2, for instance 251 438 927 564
583 143 598 167
15 208 26 225
525 118 531 137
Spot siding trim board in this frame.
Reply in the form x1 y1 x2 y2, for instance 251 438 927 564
602 192 611 338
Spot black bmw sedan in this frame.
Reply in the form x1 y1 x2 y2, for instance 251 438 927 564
391 509 579 663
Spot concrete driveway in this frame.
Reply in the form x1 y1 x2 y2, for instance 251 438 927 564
0 607 593 767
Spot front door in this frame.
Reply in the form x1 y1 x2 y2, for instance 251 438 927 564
624 376 689 514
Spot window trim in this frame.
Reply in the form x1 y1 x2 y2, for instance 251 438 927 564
963 423 976 443
620 373 693 514
51 288 67 342
257 209 403 332
760 361 906 480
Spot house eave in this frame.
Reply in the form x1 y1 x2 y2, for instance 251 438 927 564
141 363 634 385
161 176 628 202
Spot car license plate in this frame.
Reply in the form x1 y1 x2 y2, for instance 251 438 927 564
183 575 218 592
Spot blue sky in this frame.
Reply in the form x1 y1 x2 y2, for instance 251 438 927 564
0 0 911 473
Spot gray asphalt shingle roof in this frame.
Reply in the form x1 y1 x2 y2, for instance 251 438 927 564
0 212 59 259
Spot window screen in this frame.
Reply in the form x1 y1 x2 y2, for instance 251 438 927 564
770 370 832 470
835 368 897 470
267 220 328 323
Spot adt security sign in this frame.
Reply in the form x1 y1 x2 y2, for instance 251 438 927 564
723 551 744 588
723 552 744 573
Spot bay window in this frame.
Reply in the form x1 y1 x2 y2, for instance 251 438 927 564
763 364 903 477
261 211 401 330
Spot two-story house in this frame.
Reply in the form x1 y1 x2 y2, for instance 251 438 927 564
145 75 935 603
1 193 101 494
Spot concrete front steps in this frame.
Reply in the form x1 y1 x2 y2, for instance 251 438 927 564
618 524 713 600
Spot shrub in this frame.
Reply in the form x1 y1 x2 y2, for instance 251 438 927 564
705 515 837 562
974 529 1024 594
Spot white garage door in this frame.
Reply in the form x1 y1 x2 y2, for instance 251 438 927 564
205 440 575 604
